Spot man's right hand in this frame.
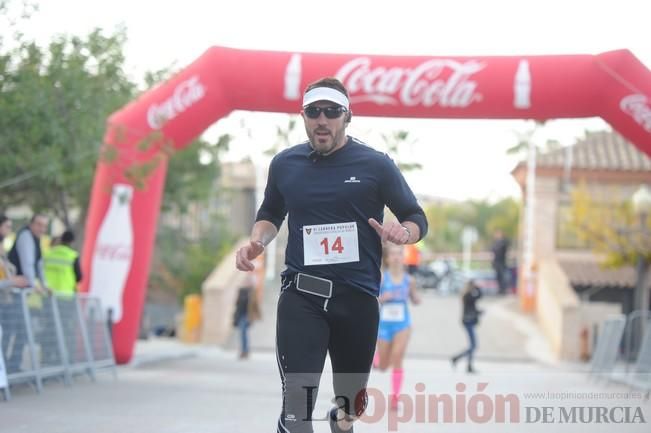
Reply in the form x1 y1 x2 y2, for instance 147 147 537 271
235 240 265 272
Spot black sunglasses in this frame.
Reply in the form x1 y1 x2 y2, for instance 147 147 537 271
303 105 348 119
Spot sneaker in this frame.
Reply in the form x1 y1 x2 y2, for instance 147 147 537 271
329 407 353 433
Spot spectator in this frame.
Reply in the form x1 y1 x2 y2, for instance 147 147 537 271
450 280 483 373
7 214 53 364
0 214 30 374
491 229 510 295
232 274 260 360
44 230 82 297
8 214 49 293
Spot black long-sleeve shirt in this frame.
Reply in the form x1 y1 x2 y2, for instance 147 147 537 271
256 136 428 296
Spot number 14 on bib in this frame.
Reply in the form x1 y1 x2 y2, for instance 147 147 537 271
303 222 360 265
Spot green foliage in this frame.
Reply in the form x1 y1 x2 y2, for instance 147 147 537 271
265 116 298 156
0 25 135 225
569 181 651 268
0 6 236 301
151 221 236 301
162 134 231 213
381 130 422 172
423 198 520 253
485 198 520 241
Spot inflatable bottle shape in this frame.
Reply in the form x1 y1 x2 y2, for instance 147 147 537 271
89 183 134 323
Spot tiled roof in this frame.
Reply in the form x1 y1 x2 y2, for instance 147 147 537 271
559 259 648 289
537 131 651 172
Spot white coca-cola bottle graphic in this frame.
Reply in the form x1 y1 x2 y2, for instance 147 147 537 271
513 59 531 109
89 183 134 323
283 53 302 100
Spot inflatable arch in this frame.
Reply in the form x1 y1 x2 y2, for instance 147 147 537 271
80 47 651 363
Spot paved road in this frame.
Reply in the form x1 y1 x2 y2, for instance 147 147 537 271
2 346 649 433
2 289 648 432
229 288 544 363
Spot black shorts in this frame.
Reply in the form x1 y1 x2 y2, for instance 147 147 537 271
275 274 379 433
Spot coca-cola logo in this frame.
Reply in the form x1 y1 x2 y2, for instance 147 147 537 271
335 57 485 108
147 75 206 129
620 94 651 133
95 244 133 262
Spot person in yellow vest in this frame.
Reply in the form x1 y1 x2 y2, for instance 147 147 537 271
43 230 82 297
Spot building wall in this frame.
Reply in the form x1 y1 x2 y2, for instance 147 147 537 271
537 259 620 361
534 177 560 258
520 174 645 360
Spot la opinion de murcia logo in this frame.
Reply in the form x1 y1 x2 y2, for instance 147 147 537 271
147 75 206 129
620 94 651 133
335 57 485 108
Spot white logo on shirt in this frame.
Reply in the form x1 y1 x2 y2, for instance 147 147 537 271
344 176 361 183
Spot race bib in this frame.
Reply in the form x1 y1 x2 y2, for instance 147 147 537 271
381 303 406 322
303 222 360 266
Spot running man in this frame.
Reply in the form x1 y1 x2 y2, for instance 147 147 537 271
236 77 428 433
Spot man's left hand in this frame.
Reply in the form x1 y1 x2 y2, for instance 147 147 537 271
368 218 409 245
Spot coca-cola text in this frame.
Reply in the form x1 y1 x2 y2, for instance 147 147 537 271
147 75 206 129
336 58 484 108
95 244 133 262
620 94 651 133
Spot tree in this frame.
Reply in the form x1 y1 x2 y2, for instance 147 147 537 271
150 220 236 301
0 26 135 228
161 134 231 213
0 19 231 224
380 130 422 172
423 204 460 252
485 198 520 245
505 120 561 158
423 199 519 253
265 116 299 156
0 3 239 308
569 181 651 268
569 181 651 341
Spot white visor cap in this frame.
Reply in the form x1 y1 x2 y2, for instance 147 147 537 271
302 87 350 109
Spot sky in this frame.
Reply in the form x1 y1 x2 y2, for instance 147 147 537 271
13 0 651 201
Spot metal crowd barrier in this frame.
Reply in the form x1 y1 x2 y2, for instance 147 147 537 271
589 314 626 378
610 310 651 393
622 310 651 367
0 288 116 401
625 323 651 392
0 324 9 401
587 311 651 394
